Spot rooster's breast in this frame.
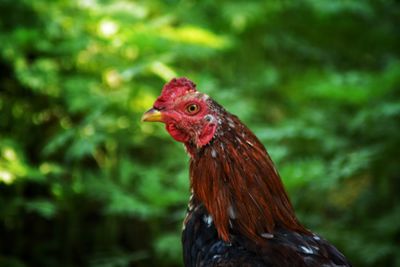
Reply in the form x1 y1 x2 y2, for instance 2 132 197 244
182 199 265 267
181 196 350 267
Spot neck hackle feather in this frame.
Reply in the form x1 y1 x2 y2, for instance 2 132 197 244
188 101 309 244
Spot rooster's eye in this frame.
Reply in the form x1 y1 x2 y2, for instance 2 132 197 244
186 104 200 114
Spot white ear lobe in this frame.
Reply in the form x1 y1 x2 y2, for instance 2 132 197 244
204 114 215 123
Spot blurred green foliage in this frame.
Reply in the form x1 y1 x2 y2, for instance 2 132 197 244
0 0 399 266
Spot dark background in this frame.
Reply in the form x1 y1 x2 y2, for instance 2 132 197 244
0 0 399 266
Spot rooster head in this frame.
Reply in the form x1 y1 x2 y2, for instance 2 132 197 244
142 77 219 148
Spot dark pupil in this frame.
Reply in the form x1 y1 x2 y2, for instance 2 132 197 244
189 105 196 112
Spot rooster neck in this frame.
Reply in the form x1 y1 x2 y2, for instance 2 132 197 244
189 111 309 243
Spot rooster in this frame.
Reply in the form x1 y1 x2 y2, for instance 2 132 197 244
142 78 351 267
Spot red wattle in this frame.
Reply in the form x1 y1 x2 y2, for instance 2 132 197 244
166 123 190 143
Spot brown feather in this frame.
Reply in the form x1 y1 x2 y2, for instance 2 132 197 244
188 101 310 244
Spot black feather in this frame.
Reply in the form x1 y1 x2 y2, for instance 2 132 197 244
182 196 351 267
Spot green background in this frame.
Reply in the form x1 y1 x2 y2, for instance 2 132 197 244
1 0 399 266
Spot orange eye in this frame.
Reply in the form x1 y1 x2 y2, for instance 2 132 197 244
186 104 200 114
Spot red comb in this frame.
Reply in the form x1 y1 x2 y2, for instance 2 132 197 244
154 77 197 108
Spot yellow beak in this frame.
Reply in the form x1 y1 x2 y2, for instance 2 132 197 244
141 108 163 122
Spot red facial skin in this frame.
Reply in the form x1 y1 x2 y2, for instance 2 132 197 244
152 78 218 151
